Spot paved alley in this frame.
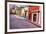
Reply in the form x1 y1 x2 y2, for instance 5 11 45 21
10 14 39 29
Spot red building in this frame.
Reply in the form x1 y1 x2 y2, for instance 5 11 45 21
28 6 40 26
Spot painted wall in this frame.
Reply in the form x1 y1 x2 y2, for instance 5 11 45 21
28 6 40 20
28 6 41 26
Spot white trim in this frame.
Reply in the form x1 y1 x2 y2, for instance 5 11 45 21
32 13 38 23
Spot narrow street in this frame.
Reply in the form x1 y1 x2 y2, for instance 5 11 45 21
10 14 39 29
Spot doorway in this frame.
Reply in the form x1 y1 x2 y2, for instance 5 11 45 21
33 14 37 22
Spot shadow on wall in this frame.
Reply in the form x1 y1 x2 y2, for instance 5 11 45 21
5 0 19 1
6 33 21 34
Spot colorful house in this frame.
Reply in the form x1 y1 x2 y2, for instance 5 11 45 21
28 6 40 26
